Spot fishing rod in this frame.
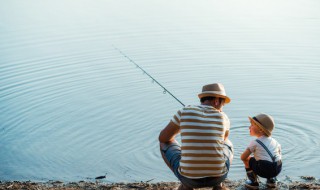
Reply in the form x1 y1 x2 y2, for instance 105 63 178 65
113 45 185 107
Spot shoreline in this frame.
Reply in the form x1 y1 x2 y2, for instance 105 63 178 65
0 177 319 190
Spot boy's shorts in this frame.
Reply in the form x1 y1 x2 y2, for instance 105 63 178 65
249 157 282 178
161 141 233 189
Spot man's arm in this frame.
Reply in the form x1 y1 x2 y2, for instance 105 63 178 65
224 130 229 141
159 121 180 143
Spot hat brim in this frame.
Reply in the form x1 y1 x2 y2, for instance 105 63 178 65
198 93 231 104
248 116 271 136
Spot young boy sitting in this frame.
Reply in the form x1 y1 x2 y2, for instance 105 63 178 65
240 113 282 189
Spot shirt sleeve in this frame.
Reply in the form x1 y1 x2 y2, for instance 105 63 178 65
247 140 257 153
171 109 182 126
221 112 231 130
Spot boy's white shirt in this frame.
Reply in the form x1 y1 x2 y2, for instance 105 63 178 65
247 136 282 162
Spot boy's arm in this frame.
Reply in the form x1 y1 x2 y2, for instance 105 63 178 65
240 148 252 161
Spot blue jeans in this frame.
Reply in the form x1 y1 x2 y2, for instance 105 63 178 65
160 141 233 189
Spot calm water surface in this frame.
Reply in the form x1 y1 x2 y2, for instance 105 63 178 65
1 0 320 183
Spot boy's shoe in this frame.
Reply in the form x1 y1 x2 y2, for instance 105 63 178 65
213 182 229 190
266 178 277 188
245 179 259 189
245 169 259 189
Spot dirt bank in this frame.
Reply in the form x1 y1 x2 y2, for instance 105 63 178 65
1 177 319 190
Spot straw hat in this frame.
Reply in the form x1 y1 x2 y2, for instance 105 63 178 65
198 83 231 104
248 113 275 136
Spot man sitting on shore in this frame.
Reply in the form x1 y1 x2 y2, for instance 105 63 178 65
159 83 234 190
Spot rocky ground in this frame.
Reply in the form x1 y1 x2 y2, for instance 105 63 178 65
0 177 319 190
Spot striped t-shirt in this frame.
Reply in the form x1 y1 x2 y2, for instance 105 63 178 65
171 105 230 178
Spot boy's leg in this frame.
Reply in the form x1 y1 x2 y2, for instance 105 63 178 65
245 168 259 189
244 158 259 189
263 161 282 188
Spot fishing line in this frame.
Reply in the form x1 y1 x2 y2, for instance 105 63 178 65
113 45 185 107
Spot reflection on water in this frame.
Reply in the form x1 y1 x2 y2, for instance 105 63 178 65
1 0 320 182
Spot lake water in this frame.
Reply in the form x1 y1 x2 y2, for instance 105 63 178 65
1 0 320 183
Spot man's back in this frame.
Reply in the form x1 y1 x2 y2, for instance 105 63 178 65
172 105 230 178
